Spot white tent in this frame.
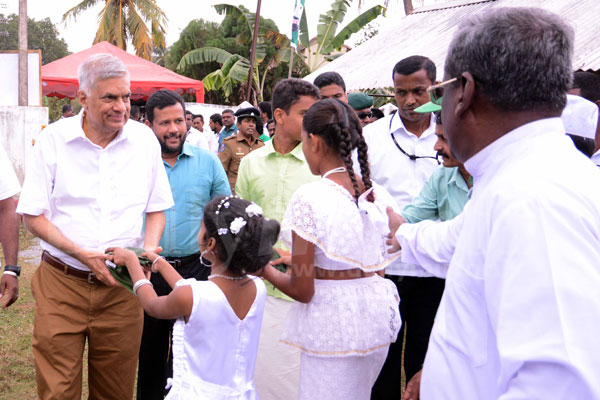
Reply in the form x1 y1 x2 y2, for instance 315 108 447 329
304 0 600 90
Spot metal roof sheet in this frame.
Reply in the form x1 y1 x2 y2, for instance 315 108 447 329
304 0 600 90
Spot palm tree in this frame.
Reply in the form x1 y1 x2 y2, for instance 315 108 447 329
62 0 168 60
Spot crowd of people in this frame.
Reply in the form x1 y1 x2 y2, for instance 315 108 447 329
1 6 600 400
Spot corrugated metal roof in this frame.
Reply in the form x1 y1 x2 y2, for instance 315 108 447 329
304 0 600 90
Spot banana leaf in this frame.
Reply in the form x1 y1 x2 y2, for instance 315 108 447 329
105 247 152 294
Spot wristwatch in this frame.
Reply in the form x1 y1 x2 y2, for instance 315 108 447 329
4 265 21 277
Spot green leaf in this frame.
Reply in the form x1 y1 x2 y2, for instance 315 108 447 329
177 47 234 70
214 3 254 43
325 5 384 53
299 7 310 48
315 0 350 58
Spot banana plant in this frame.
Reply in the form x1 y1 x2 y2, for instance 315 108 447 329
301 0 385 72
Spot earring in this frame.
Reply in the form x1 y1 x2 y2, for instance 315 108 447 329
199 250 213 268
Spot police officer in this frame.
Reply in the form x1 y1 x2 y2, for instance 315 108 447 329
218 107 265 193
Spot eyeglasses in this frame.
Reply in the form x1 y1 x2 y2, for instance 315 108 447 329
357 111 372 120
427 77 458 105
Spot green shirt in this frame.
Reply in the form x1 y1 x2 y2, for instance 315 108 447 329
401 166 470 223
236 139 319 300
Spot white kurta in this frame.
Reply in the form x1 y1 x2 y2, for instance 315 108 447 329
420 118 600 399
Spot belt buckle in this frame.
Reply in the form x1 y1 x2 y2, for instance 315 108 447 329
87 273 96 284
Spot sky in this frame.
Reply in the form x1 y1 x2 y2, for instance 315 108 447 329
1 0 417 53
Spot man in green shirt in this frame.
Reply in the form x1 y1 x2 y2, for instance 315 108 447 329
235 78 320 400
393 109 471 400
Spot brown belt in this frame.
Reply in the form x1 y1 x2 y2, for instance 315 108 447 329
42 251 102 284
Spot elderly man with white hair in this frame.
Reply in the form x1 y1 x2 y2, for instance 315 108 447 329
17 53 173 399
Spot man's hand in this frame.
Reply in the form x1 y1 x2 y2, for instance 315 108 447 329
0 274 18 308
403 369 422 400
77 250 117 286
386 207 406 254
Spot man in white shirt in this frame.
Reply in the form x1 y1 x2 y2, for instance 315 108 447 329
568 71 600 166
185 110 211 151
367 56 440 400
394 7 600 399
17 53 174 399
0 142 21 308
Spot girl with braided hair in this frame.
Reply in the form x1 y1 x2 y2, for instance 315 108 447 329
261 99 402 399
108 196 279 399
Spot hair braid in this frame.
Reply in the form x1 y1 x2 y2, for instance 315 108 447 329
356 134 374 202
331 110 360 201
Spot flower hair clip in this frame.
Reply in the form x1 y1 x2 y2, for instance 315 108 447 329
230 217 247 235
245 203 263 217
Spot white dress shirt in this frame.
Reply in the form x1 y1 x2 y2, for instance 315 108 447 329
420 118 600 399
592 149 600 167
0 142 20 201
362 112 438 276
186 126 217 152
17 112 174 271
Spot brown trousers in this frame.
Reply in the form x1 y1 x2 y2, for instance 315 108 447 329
31 261 143 400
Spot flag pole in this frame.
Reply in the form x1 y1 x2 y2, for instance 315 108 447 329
288 48 294 79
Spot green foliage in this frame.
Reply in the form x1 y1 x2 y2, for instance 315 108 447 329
43 97 81 124
62 0 168 60
167 5 298 105
0 14 69 65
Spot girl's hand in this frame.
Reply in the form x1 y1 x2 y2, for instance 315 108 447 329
141 251 161 263
105 247 137 266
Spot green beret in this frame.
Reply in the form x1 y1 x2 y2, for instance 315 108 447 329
348 92 374 110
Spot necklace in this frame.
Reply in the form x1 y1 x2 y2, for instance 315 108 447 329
209 274 248 281
322 166 346 179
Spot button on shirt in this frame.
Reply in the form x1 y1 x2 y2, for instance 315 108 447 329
16 112 174 271
419 118 600 399
160 143 231 257
235 139 319 300
362 112 438 276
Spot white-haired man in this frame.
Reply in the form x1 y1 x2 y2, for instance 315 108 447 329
17 53 173 399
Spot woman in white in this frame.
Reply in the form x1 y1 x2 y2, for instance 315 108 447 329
109 196 280 399
262 99 401 400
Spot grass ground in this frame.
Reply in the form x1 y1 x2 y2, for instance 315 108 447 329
0 225 90 400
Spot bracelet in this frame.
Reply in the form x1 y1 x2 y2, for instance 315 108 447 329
133 279 153 296
151 256 165 273
2 271 17 278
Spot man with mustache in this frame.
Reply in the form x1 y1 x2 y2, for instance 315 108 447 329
365 55 440 400
218 107 265 194
139 89 231 399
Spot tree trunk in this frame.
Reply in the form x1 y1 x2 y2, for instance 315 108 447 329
403 0 414 15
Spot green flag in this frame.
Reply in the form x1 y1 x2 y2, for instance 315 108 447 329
291 0 305 49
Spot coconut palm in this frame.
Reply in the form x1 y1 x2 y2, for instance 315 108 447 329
62 0 168 60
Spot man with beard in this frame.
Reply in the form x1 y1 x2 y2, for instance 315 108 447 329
366 56 440 400
139 89 231 399
218 107 264 193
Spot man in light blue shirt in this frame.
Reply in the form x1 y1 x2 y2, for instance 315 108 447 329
394 109 471 400
218 108 238 147
138 89 231 400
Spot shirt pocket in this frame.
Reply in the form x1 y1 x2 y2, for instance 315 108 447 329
185 182 211 218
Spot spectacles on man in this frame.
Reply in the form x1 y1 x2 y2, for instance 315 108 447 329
357 111 372 120
427 77 458 105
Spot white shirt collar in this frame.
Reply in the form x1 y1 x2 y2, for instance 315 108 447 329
64 110 129 146
389 112 436 139
464 117 563 180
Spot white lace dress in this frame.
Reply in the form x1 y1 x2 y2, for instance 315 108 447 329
279 178 402 400
165 277 266 400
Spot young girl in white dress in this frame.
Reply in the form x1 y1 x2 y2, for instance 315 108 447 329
108 196 279 400
261 99 402 400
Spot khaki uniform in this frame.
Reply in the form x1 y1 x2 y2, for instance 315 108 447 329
218 133 264 193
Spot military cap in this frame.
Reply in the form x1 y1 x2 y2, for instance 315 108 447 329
348 92 374 110
234 107 261 123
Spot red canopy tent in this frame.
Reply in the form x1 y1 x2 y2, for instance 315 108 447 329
42 41 204 102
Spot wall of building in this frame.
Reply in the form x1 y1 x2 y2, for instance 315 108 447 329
0 106 48 183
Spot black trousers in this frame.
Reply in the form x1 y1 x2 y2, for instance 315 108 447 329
371 276 445 400
136 253 210 400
